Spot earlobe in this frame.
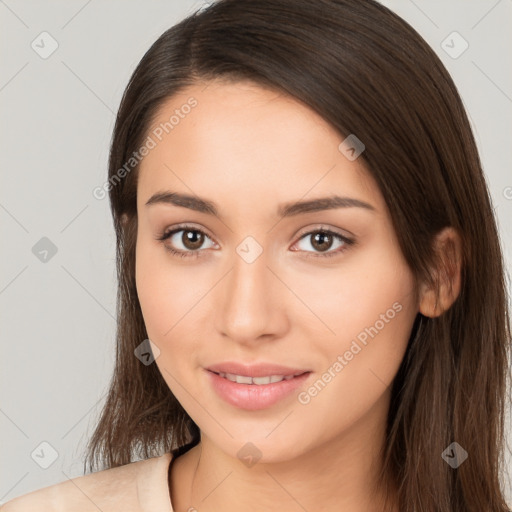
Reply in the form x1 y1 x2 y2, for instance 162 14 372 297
419 227 462 318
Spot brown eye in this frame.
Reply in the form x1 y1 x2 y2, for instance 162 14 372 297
181 229 205 250
156 225 216 258
310 232 335 252
293 229 355 258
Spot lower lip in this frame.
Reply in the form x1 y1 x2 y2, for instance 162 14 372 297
205 369 311 411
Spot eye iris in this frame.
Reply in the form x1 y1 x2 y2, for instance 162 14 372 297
311 232 333 252
182 230 204 250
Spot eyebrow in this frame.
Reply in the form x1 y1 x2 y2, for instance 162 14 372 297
145 191 376 217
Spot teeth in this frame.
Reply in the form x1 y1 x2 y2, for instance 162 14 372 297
231 373 253 384
217 372 300 385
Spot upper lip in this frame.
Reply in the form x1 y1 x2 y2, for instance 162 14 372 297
206 361 311 378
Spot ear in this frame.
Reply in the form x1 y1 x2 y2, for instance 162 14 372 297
418 227 462 318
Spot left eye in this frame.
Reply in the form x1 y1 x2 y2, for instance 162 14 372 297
156 226 354 259
292 229 354 258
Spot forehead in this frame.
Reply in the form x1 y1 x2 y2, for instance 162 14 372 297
136 80 383 216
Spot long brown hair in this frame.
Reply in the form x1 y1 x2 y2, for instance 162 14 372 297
84 0 512 509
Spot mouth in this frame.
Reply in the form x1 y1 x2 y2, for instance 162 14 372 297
205 369 312 410
209 370 309 385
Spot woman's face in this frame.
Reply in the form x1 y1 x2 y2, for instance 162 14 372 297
135 80 418 463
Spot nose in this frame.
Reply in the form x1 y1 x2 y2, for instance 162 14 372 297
214 247 289 345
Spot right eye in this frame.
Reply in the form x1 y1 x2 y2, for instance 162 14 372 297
156 225 217 258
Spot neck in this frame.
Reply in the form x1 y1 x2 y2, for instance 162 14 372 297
169 393 398 512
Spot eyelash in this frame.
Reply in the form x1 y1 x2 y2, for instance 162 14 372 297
156 224 355 260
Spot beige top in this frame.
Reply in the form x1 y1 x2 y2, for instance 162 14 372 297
0 452 174 512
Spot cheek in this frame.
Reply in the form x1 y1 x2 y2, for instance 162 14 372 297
288 238 418 418
290 252 416 442
290 242 416 346
135 237 210 389
135 240 168 337
135 236 201 339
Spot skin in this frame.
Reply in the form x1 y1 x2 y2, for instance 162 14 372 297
135 80 461 512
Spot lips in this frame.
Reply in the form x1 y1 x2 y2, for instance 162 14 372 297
205 368 312 410
206 361 310 378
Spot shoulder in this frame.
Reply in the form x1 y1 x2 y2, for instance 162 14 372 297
0 452 173 512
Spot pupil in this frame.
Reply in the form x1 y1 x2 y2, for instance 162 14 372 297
184 230 203 250
313 232 332 251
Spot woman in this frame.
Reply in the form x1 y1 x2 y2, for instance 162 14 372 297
3 0 510 510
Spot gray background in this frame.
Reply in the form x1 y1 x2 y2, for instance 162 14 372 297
1 0 511 505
